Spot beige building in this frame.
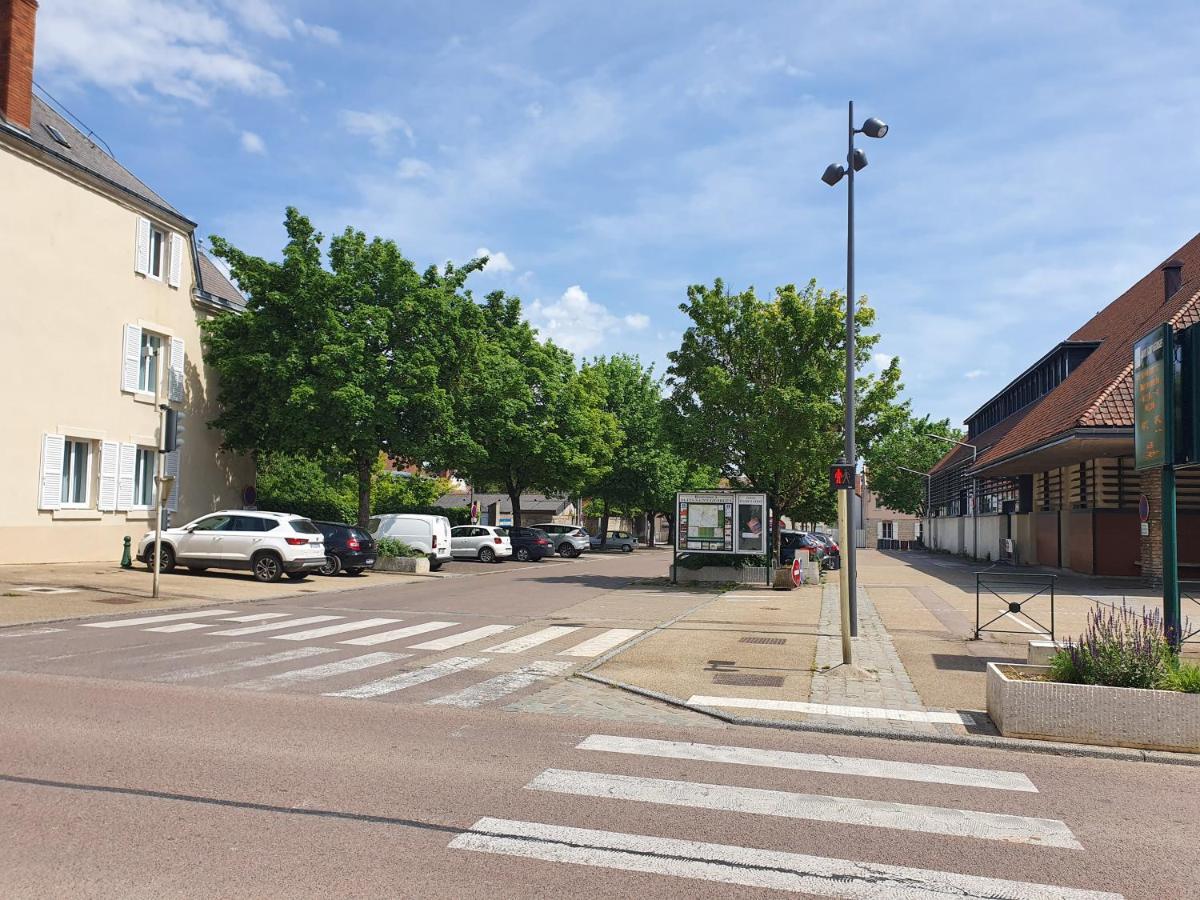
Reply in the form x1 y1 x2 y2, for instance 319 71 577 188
0 0 252 564
861 472 924 547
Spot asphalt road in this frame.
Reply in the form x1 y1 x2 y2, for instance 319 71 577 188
1 550 1195 899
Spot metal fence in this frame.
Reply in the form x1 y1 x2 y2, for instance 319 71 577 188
1182 581 1200 645
975 572 1056 641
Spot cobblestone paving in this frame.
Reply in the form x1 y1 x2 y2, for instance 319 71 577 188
505 678 723 727
811 581 960 736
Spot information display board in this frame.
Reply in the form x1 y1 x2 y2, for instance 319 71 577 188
1134 326 1170 470
676 491 767 554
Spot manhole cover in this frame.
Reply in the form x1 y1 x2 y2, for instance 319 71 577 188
713 673 785 687
739 636 786 645
92 597 138 604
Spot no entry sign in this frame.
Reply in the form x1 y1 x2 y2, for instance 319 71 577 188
791 557 802 586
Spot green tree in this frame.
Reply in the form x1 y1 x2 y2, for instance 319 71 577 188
666 278 904 561
255 452 357 523
863 414 962 515
450 292 618 527
201 208 482 526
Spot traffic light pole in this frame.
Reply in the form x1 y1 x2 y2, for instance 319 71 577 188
837 487 853 665
844 100 859 638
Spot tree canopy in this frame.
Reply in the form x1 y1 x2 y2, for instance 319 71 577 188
863 414 962 515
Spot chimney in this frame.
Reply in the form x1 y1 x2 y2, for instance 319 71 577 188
1162 258 1183 304
0 0 37 131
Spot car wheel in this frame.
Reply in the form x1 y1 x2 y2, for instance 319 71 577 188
428 556 442 571
478 546 496 563
516 547 530 561
145 544 176 574
318 554 341 576
252 552 284 583
557 543 572 558
285 572 308 581
621 545 633 553
344 567 365 576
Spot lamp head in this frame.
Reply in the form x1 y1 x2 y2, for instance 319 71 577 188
850 148 868 171
821 163 845 186
861 117 888 138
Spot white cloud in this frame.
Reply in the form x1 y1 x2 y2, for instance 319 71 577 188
964 369 987 380
475 247 514 273
872 353 896 371
293 18 340 45
223 0 289 38
38 0 286 104
525 285 648 355
340 110 415 152
239 130 267 155
397 158 433 179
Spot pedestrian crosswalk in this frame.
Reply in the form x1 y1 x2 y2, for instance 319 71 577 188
449 733 1125 898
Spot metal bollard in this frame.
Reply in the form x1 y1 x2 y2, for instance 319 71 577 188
121 536 133 569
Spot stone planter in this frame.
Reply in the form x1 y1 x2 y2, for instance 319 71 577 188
375 555 430 574
986 663 1200 753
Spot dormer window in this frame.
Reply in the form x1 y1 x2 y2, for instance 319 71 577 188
134 216 184 287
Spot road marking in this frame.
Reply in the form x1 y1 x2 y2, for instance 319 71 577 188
137 641 262 663
153 647 333 682
340 621 456 646
210 615 342 636
144 623 213 633
557 629 642 657
271 617 401 641
1005 611 1050 637
324 656 489 699
528 770 1079 848
218 613 291 622
688 695 976 725
408 624 515 651
232 652 411 691
576 734 1037 792
0 627 65 637
450 818 1122 899
83 610 237 628
484 626 581 654
427 660 572 708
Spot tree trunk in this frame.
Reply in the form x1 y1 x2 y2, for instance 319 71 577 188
645 511 655 547
665 513 675 546
769 494 782 566
356 454 372 528
599 497 610 547
507 481 522 528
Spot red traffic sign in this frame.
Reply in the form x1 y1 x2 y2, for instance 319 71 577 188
791 557 802 587
1139 493 1150 523
830 463 855 490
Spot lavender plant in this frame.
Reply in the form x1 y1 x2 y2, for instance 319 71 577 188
1049 604 1174 689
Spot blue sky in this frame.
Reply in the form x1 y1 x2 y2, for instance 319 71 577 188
34 1 1200 427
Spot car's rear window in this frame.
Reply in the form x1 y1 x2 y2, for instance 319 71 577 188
290 519 322 535
352 528 372 542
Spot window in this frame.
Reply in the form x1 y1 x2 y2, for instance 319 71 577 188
133 447 155 507
148 225 166 280
138 332 162 393
60 439 92 506
881 521 895 539
192 515 233 531
290 519 321 535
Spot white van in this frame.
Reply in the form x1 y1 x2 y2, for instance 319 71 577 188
367 513 452 570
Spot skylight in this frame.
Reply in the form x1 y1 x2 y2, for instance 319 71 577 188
42 123 70 148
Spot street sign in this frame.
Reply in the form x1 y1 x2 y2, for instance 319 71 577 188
791 557 802 587
1134 326 1170 470
1138 493 1150 523
830 463 855 490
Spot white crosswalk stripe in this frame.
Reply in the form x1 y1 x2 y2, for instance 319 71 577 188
210 616 342 637
232 652 411 691
576 734 1037 792
484 626 580 654
136 642 261 664
451 818 1122 899
557 629 642 658
427 660 572 708
152 646 333 682
144 623 213 633
271 618 401 641
688 694 976 725
324 656 488 699
340 621 456 646
0 627 65 637
408 624 515 651
218 613 291 623
83 610 237 628
526 769 1080 848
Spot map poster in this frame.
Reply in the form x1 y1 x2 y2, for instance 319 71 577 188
676 491 735 552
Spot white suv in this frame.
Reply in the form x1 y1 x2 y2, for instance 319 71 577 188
450 525 513 562
138 511 327 583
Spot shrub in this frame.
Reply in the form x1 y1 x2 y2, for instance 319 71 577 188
376 538 425 559
1160 660 1200 694
1052 604 1174 690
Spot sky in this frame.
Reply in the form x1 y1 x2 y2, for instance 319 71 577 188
31 0 1200 427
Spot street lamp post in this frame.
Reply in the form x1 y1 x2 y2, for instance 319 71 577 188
894 464 932 545
924 434 979 557
822 101 888 637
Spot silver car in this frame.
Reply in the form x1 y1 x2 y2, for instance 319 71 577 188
589 530 637 552
530 523 590 558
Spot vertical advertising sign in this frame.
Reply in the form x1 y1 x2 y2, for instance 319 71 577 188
1134 326 1169 470
734 493 767 555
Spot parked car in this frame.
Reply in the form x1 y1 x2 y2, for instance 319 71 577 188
137 510 326 583
367 513 452 570
778 529 827 567
589 530 637 552
808 532 841 569
506 526 553 561
313 521 377 576
531 523 590 558
450 525 513 562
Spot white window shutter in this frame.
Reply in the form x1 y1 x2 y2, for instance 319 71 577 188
164 449 180 512
117 443 137 510
39 434 65 510
169 337 185 402
122 323 142 393
135 217 151 275
876 521 884 538
98 441 119 511
168 233 184 288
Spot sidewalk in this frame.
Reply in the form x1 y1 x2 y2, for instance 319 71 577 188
0 562 423 627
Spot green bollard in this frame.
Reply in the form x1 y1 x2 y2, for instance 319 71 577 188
121 536 133 569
